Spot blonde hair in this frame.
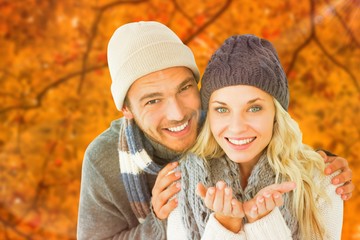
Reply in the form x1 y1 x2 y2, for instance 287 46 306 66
191 98 327 239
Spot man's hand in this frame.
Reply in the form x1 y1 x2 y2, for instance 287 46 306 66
318 150 354 200
151 162 181 220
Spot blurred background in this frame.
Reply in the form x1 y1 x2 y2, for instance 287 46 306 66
0 0 359 239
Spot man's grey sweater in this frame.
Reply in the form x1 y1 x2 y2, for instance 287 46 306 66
77 118 175 239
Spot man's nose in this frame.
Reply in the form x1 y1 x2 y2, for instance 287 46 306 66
165 97 185 121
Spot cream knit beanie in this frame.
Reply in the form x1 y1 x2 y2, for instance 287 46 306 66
107 21 200 110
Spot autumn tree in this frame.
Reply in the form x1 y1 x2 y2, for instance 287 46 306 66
0 0 358 239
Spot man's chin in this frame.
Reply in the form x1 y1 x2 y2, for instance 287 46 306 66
166 140 195 153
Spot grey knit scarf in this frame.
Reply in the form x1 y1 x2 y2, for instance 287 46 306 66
178 153 300 239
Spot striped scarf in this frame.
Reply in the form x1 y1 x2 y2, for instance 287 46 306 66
118 118 166 222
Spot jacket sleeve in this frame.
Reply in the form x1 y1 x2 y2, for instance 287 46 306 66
77 126 166 240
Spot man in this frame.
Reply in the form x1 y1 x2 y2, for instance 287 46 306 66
77 21 354 240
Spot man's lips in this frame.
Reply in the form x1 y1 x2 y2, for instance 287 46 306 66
166 121 189 132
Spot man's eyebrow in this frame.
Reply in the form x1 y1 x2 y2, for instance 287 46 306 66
178 77 196 89
139 76 196 102
139 92 162 102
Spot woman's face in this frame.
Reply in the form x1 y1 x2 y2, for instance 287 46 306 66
208 85 275 171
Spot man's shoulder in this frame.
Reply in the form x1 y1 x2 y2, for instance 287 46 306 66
83 117 124 169
86 118 123 151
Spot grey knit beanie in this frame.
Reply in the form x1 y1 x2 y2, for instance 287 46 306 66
108 21 200 110
200 34 289 110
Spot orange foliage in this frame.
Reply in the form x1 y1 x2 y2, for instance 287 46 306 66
0 0 359 239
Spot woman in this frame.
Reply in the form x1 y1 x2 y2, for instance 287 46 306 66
167 34 343 239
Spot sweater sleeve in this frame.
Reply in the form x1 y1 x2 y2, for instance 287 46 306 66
168 208 247 240
201 213 247 240
313 170 343 239
244 207 292 240
167 206 190 240
77 120 166 240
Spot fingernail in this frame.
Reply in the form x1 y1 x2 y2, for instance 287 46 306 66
175 182 181 188
251 206 257 217
264 192 271 198
337 188 343 194
172 162 178 166
274 193 280 198
342 195 348 200
208 188 215 195
258 197 264 203
175 171 181 177
325 168 331 175
216 181 225 190
225 188 231 195
332 178 339 184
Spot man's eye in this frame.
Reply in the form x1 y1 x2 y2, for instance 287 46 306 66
146 99 159 105
180 84 192 92
248 106 261 112
215 107 228 113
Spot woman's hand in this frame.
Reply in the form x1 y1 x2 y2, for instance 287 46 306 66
243 181 296 223
197 181 244 232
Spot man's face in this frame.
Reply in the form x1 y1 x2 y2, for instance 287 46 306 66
122 67 201 152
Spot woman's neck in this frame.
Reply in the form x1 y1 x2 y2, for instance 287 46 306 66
239 163 252 189
237 151 265 188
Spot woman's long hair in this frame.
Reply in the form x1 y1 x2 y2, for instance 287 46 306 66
191 98 327 239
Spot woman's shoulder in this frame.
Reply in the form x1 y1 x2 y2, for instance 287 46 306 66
312 163 339 188
311 164 341 207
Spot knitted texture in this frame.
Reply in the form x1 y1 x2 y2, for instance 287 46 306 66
179 154 300 240
118 118 163 222
200 34 289 110
178 154 212 240
107 21 200 110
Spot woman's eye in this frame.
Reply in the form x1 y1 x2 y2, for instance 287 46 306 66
215 107 228 113
248 106 261 112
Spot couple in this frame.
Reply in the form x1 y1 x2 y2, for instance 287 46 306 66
77 21 353 239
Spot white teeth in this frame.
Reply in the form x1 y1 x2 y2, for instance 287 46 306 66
168 122 188 132
228 137 255 145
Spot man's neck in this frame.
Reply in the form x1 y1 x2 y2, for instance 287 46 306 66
143 134 182 166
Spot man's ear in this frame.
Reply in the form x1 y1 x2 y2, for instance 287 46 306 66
122 105 134 119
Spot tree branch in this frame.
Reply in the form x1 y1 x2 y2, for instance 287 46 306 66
0 64 107 115
285 0 316 75
314 36 360 91
183 0 233 45
77 0 149 94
